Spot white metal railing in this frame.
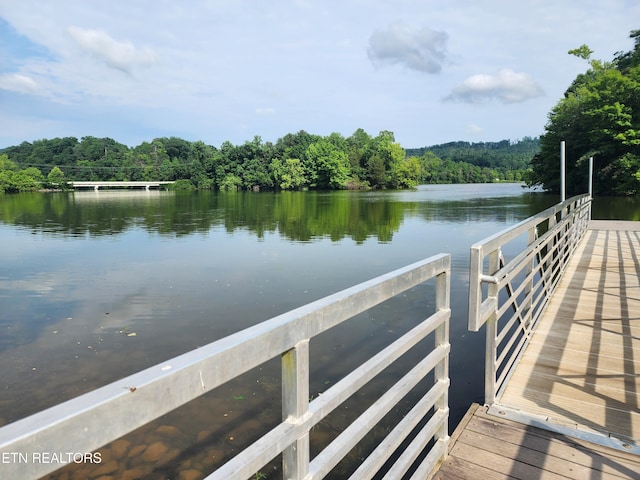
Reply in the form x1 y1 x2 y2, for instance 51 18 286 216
0 254 451 480
468 194 591 405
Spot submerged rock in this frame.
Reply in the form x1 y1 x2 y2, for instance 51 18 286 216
142 441 168 462
121 467 146 480
155 424 182 438
179 469 202 480
127 444 146 458
91 459 118 477
111 439 131 459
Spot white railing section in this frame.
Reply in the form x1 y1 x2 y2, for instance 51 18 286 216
468 194 591 405
0 254 451 480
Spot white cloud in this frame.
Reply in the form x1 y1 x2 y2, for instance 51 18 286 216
467 124 484 136
0 73 40 94
368 21 449 73
1 1 639 148
67 26 157 73
447 69 544 104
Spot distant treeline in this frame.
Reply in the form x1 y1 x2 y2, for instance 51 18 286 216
0 130 537 193
406 137 540 171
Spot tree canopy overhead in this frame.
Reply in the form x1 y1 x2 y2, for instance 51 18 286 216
528 29 640 196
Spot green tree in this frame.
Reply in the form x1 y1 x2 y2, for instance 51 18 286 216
274 130 320 163
0 153 16 193
189 141 216 189
0 153 17 171
219 173 243 191
529 30 640 195
46 166 66 188
365 130 408 188
346 128 373 182
395 156 422 188
419 152 443 183
305 139 351 189
270 157 307 190
384 141 409 188
366 154 386 187
0 166 44 193
72 137 130 181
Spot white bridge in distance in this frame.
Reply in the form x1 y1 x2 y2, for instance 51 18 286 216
69 181 175 191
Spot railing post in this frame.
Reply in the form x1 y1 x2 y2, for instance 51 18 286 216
468 245 483 332
484 249 500 405
588 156 594 203
434 268 450 447
282 340 310 480
560 141 566 202
523 226 537 332
559 200 573 274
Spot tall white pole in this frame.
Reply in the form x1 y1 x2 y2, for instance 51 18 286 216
560 141 566 202
588 156 594 221
588 156 594 198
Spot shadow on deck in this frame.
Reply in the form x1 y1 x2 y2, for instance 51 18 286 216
434 403 640 480
434 220 640 479
497 221 640 447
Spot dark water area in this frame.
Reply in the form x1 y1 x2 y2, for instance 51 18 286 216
1 184 637 479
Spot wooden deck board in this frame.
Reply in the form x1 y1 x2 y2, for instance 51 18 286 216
431 221 640 479
509 356 640 399
526 329 640 355
498 223 640 443
433 404 640 480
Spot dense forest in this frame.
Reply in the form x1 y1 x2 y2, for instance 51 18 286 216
0 130 534 193
406 137 539 171
528 30 640 196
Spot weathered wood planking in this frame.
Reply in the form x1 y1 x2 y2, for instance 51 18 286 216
496 221 640 444
433 404 640 480
431 221 640 479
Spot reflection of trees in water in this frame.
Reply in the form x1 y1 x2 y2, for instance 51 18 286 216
0 191 408 243
2 189 617 243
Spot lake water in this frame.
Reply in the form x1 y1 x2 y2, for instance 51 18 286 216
1 184 637 479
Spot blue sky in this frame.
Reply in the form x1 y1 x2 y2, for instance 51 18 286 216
1 1 638 149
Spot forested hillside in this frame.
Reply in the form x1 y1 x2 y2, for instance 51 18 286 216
0 129 534 193
406 137 539 171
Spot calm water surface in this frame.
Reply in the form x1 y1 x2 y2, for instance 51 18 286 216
1 184 637 479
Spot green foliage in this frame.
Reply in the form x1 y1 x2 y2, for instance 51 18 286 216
407 140 535 185
529 30 640 195
169 179 196 190
0 169 43 192
46 166 67 189
305 138 351 189
406 138 539 173
569 44 594 60
1 127 536 193
396 156 422 188
614 30 640 73
219 174 243 191
0 153 17 171
0 154 47 192
270 157 306 190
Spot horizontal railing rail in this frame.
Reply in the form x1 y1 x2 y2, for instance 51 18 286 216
468 194 591 405
0 254 451 480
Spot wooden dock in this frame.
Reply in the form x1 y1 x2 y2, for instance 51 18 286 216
433 220 640 479
433 403 640 479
